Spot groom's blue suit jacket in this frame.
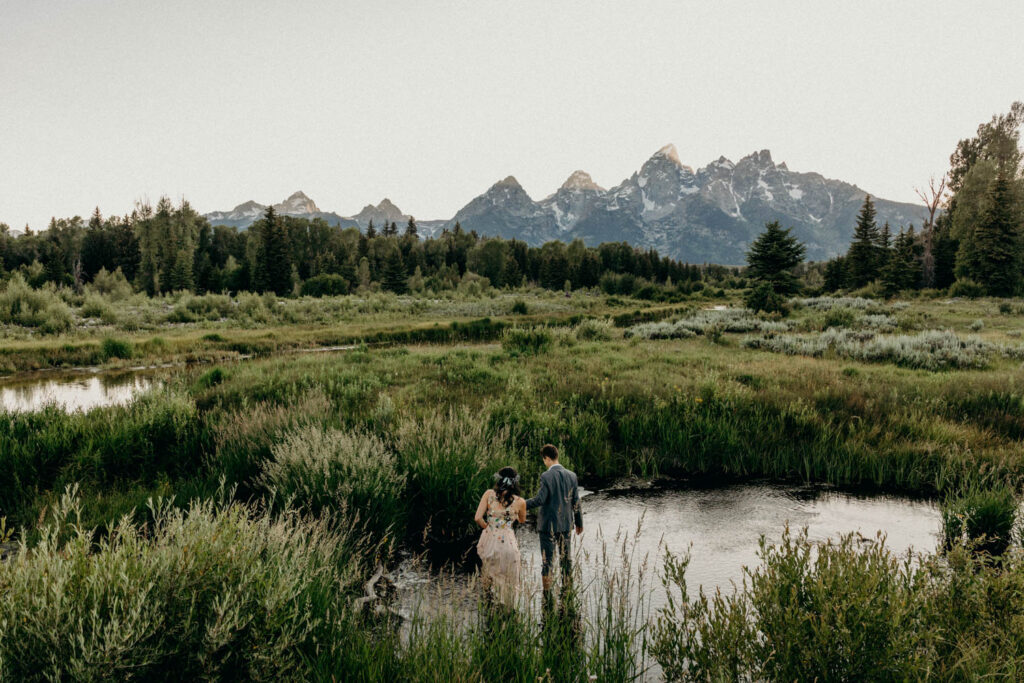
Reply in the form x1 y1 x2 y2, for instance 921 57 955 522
526 464 583 533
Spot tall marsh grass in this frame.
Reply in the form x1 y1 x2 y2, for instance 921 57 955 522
257 425 406 547
0 488 366 681
653 527 1024 680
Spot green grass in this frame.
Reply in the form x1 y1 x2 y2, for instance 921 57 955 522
5 291 1024 678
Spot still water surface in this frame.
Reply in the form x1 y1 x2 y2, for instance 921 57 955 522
397 483 941 618
0 372 158 413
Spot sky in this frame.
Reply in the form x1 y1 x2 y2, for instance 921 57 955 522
1 0 1022 230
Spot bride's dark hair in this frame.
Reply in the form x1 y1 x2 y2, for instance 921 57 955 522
493 466 521 507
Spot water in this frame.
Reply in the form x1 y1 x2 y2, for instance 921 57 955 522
0 371 158 413
396 482 941 618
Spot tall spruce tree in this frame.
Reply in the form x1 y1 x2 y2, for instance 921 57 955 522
971 171 1021 296
846 195 881 288
745 221 806 295
404 217 418 238
877 221 892 270
381 247 407 293
880 229 918 296
365 220 377 239
256 205 292 295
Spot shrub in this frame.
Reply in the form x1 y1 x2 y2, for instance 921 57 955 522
942 485 1017 558
87 267 134 300
999 302 1013 314
300 273 350 297
80 293 114 320
969 319 985 332
823 307 859 329
794 296 879 312
744 282 788 315
653 527 1024 680
257 425 405 546
0 490 365 681
0 273 73 333
100 337 133 360
744 328 1017 370
574 318 613 342
950 279 985 299
510 299 528 315
501 327 552 355
626 308 790 340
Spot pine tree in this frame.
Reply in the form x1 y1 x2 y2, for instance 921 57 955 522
382 248 407 293
365 220 377 239
847 195 881 288
745 221 806 296
877 221 892 270
880 229 918 296
404 217 418 238
382 221 397 237
822 257 847 292
256 205 293 295
168 248 194 292
971 171 1021 296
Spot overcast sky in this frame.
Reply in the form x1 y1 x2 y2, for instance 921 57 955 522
1 0 1022 230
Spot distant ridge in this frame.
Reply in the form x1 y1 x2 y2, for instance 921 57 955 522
204 148 926 262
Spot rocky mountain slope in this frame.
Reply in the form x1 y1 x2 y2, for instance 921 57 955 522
448 145 925 263
204 148 925 263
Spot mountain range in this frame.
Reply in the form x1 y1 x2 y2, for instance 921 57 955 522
204 145 926 263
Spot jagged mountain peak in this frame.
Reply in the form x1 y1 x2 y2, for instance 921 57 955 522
493 175 523 189
560 170 604 193
652 143 681 165
274 191 320 215
739 149 775 167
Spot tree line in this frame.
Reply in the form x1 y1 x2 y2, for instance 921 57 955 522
820 101 1024 297
0 201 708 299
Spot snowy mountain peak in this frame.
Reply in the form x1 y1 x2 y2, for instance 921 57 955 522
653 143 681 165
560 170 604 193
274 191 320 215
740 149 775 167
493 175 523 189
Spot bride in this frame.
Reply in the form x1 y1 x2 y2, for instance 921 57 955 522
474 467 526 603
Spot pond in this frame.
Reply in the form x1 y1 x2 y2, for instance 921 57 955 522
395 482 941 620
0 370 159 413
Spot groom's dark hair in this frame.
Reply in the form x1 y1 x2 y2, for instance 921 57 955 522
541 444 559 461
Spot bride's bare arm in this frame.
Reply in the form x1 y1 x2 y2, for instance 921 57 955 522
474 490 490 529
516 497 527 523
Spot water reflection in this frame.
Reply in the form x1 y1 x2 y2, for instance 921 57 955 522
398 483 941 616
0 372 157 413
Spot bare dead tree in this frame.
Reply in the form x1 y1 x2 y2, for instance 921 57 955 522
915 174 948 288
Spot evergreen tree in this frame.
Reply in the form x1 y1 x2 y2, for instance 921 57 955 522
847 195 881 288
744 221 806 296
365 220 377 239
877 221 892 270
404 217 418 238
168 248 194 291
822 257 847 292
970 171 1021 296
255 205 293 295
382 221 398 237
381 247 407 293
880 229 918 296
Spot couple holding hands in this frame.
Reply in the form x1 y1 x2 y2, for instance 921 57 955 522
474 444 583 603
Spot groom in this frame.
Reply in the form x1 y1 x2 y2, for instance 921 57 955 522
526 444 583 592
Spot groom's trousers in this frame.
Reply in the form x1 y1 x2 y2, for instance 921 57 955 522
539 530 572 579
